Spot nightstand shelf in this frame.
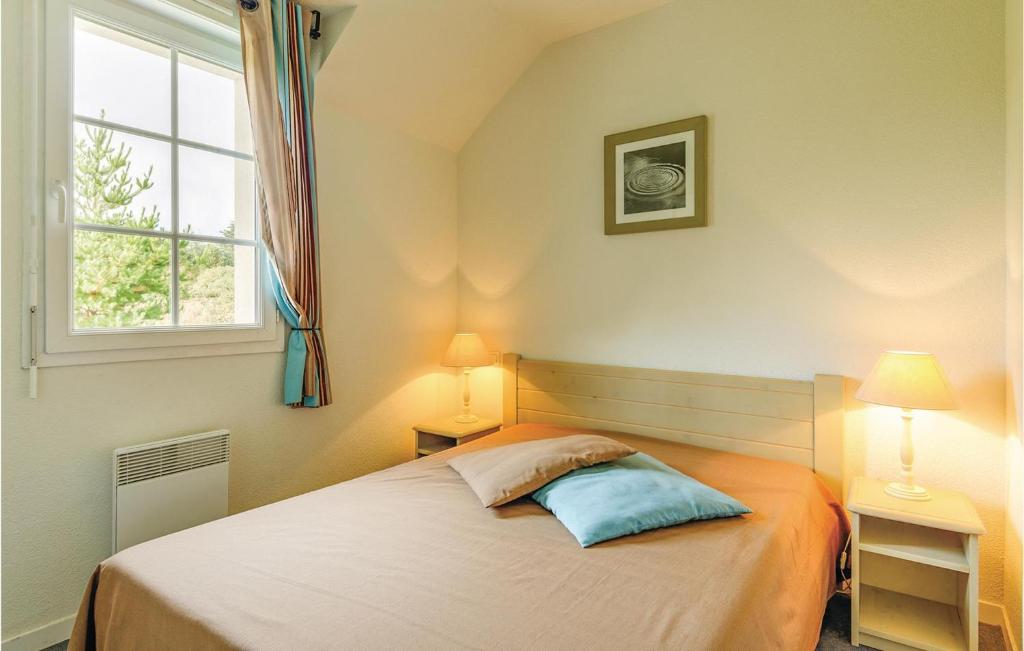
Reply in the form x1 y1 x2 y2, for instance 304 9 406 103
860 585 965 651
859 517 970 573
415 442 451 457
847 476 985 651
413 417 501 458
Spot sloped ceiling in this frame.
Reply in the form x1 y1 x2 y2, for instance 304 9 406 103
314 0 670 151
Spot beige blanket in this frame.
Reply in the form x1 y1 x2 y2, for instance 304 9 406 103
70 424 848 650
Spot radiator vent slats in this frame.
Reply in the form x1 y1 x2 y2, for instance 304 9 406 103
115 430 230 487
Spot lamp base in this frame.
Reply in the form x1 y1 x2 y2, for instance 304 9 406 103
454 413 479 424
884 481 932 501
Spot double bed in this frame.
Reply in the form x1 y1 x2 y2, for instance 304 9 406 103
70 356 850 650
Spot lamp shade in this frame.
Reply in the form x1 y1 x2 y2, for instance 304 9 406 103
442 333 492 368
855 351 956 411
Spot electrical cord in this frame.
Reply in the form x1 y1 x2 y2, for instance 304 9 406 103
837 532 852 593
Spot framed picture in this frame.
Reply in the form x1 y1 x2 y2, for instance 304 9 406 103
604 115 707 235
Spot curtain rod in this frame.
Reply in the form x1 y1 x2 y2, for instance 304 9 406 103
237 0 322 39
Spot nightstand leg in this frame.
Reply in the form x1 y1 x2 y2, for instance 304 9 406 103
850 514 860 647
966 534 979 651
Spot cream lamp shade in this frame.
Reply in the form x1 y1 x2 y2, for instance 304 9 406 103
856 351 956 501
855 351 956 411
442 333 493 368
442 333 492 423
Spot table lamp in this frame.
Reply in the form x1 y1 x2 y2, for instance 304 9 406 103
442 333 493 423
855 351 956 501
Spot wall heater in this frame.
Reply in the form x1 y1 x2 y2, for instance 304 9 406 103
112 430 230 553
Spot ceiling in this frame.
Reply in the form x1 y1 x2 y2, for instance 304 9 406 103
314 0 670 151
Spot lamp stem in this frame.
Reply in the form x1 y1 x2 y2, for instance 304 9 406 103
898 408 915 487
454 367 478 423
884 407 931 501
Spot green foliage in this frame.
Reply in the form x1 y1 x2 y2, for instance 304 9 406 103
73 123 160 230
73 123 170 328
180 264 236 325
74 230 171 328
179 241 235 325
73 122 236 328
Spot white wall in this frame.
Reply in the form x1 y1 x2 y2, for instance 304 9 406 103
0 0 459 639
1006 0 1023 645
458 0 1009 602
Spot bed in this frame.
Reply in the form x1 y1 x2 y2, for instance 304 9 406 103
70 356 850 650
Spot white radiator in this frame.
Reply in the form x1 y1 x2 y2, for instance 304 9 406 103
112 430 230 553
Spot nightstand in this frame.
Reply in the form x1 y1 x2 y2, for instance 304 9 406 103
413 417 501 458
847 476 985 651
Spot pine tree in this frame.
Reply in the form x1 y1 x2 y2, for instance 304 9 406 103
72 121 238 328
73 122 171 328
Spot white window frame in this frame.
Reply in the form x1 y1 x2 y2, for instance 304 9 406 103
24 0 283 368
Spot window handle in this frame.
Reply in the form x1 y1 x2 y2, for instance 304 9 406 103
50 179 68 224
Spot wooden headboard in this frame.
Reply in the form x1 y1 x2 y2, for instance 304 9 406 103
501 354 845 499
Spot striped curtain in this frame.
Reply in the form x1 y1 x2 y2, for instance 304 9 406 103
239 0 331 407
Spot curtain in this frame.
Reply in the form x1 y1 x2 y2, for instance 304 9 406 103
239 0 332 407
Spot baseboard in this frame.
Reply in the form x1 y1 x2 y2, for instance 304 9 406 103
1 614 74 651
980 600 1018 651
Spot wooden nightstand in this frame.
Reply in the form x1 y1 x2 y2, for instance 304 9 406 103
413 417 501 458
847 476 985 651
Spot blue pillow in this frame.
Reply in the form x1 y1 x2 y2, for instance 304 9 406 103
532 452 751 547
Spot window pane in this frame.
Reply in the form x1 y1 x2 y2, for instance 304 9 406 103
73 231 171 329
178 147 255 239
178 54 252 154
179 241 257 326
73 122 172 231
74 17 171 135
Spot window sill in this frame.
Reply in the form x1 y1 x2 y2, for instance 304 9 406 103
29 328 286 368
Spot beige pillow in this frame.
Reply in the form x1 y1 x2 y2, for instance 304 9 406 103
447 434 636 507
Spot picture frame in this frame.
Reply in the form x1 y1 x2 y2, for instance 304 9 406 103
604 115 707 235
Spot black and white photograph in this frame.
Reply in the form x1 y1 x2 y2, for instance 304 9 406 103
623 140 687 215
604 115 707 235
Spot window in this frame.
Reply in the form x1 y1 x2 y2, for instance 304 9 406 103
32 0 281 365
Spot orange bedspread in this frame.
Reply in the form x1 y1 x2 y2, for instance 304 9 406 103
70 424 848 650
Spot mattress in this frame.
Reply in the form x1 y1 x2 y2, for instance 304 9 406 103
69 423 849 650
